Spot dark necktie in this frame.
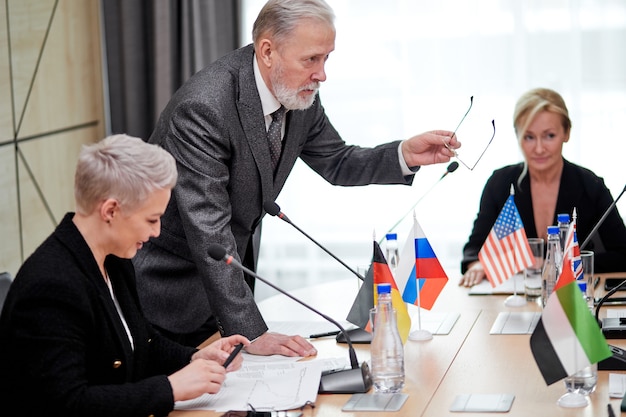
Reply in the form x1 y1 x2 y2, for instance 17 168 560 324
267 106 285 169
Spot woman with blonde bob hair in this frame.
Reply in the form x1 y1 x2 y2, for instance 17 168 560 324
0 134 248 416
460 88 626 287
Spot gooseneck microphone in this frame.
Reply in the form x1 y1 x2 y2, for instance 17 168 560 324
441 160 460 179
581 183 626 250
588 183 626 370
263 201 364 281
207 244 373 394
381 161 459 240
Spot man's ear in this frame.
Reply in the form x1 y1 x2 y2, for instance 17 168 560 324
257 38 274 68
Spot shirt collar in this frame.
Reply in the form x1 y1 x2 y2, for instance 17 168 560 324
253 53 282 118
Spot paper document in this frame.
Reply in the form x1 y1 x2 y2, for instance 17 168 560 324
606 310 626 318
609 373 626 398
408 309 460 335
469 274 525 295
489 312 541 334
175 358 324 412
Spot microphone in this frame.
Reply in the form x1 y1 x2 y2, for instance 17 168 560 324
263 200 372 344
440 161 460 179
581 183 626 249
589 184 626 369
263 201 364 281
207 244 373 394
381 161 459 240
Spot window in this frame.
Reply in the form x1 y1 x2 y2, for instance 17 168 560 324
241 0 626 300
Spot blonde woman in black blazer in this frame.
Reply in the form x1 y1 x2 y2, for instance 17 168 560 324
0 135 248 417
460 88 626 287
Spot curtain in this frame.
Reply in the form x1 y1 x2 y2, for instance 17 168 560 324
101 0 240 140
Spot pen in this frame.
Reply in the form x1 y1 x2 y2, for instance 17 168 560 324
309 330 340 339
594 277 600 289
608 403 615 417
223 343 244 368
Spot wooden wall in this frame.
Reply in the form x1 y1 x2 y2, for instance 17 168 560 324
0 0 105 276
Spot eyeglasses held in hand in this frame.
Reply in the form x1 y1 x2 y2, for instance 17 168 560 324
444 96 495 171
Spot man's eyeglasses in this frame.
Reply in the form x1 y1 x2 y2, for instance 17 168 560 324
444 96 495 171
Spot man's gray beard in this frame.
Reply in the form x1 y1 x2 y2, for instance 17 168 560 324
270 66 318 110
273 81 318 110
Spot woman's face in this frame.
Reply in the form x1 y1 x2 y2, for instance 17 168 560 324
520 110 569 174
109 188 171 259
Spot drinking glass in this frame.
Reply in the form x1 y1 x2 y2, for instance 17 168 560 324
524 238 544 303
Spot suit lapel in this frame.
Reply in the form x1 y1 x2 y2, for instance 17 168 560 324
55 215 135 378
237 46 274 199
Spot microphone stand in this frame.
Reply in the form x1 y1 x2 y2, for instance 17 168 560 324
581 184 626 250
380 161 459 242
207 244 373 394
263 201 364 281
595 277 626 370
264 201 372 343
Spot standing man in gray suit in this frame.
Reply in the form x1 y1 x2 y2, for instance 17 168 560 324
134 0 460 355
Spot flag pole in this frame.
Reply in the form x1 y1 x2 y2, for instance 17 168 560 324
408 211 433 341
504 184 527 307
557 215 590 408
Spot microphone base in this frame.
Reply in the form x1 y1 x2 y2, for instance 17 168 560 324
319 362 372 394
336 327 372 344
598 344 626 370
601 318 626 339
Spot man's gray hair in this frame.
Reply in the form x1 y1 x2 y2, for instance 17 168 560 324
74 134 177 214
252 0 335 46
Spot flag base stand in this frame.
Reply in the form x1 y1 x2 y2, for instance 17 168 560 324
504 294 526 307
409 329 433 341
557 392 588 408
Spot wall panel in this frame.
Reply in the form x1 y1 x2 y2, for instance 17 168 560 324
0 0 105 276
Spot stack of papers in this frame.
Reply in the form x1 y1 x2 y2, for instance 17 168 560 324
175 354 329 412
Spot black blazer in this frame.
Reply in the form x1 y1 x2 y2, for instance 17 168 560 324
0 213 197 417
461 159 626 273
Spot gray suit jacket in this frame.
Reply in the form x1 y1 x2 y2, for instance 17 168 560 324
134 44 413 340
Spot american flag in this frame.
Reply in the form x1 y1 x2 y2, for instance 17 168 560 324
479 193 534 287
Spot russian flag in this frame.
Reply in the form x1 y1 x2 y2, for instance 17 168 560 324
395 217 448 310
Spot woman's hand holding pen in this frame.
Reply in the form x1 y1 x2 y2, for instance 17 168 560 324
169 334 249 401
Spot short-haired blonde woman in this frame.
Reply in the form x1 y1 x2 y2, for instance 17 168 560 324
460 88 626 287
0 134 248 416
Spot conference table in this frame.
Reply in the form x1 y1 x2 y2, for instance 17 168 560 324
170 272 626 417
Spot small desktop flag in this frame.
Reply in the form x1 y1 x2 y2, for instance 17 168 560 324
530 238 611 385
395 216 448 310
563 210 583 282
346 263 374 331
478 186 534 287
372 241 411 343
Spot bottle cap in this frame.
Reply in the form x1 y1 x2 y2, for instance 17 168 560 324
547 226 559 235
557 213 570 223
386 233 397 241
377 283 392 294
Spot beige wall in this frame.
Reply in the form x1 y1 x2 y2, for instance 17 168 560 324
0 0 105 276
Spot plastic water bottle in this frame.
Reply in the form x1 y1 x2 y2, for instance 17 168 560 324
541 226 562 308
385 233 399 272
557 213 570 254
370 283 405 393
